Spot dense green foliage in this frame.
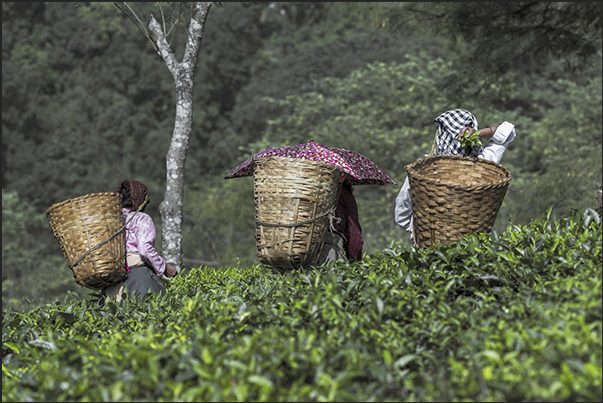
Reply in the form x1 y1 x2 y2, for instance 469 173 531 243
2 210 601 401
2 190 82 307
2 2 602 311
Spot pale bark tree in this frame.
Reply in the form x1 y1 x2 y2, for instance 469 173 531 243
115 2 213 270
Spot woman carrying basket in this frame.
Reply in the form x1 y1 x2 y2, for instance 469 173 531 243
394 109 516 240
100 179 178 304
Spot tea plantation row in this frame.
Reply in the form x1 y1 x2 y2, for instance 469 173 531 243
2 210 601 401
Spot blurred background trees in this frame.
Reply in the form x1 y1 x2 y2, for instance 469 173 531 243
3 2 601 311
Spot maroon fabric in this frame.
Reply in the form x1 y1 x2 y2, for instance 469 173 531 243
115 179 149 211
334 183 363 261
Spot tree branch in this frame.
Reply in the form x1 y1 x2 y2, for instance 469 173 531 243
182 2 212 72
147 14 179 82
113 2 158 52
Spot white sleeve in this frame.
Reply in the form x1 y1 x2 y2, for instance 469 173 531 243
478 121 516 164
394 177 413 233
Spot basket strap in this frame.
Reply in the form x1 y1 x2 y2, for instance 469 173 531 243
68 201 146 271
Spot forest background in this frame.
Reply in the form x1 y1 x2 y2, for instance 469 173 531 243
3 2 602 312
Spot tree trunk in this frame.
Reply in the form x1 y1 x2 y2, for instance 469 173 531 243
146 2 212 269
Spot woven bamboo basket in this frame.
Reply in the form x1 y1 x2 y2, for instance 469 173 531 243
405 155 512 248
46 192 127 290
253 156 341 271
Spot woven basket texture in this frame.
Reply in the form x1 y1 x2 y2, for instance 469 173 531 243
253 156 341 271
46 192 127 290
405 155 512 248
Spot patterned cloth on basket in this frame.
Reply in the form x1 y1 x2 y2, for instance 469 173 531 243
224 141 397 186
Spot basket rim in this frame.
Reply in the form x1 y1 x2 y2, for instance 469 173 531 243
404 155 511 189
253 155 341 173
46 192 121 215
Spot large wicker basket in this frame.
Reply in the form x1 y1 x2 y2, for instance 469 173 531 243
405 155 512 248
46 192 127 290
253 156 341 271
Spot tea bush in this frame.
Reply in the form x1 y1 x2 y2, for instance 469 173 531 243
2 210 601 402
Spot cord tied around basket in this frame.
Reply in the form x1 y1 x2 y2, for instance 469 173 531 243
255 206 337 229
327 207 341 233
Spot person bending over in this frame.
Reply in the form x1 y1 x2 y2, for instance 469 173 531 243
101 179 178 303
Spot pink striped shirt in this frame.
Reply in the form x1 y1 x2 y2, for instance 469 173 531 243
122 208 166 277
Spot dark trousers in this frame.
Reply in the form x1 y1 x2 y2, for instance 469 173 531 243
100 264 165 304
123 264 166 297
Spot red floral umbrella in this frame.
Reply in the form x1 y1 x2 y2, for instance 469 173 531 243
224 141 397 186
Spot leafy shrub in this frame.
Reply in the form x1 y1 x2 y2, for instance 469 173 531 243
3 210 601 402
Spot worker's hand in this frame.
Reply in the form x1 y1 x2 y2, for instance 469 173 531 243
457 127 476 139
165 263 179 278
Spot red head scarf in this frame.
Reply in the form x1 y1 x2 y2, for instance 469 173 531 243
115 179 149 211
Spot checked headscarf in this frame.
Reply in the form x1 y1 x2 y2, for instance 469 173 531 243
115 179 149 211
433 109 482 158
